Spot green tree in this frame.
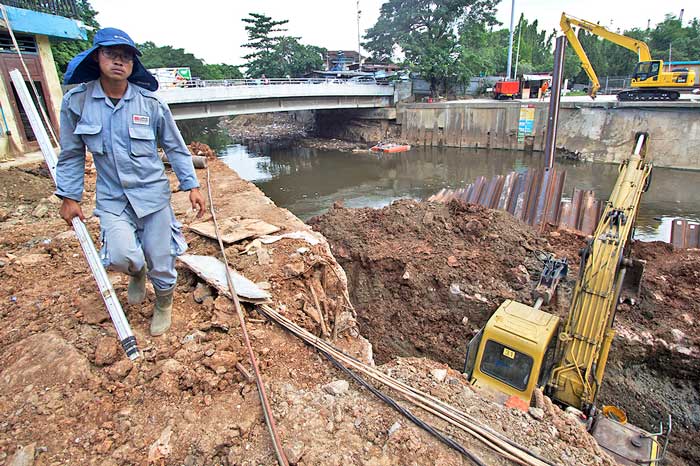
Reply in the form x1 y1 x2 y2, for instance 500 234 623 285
50 0 99 79
242 13 325 78
202 64 243 80
242 13 289 77
137 42 242 80
364 0 500 95
138 42 207 77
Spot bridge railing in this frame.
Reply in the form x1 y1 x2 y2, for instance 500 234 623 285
159 77 393 89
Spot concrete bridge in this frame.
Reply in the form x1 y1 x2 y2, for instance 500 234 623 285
156 78 400 120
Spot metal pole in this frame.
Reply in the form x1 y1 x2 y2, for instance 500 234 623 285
10 69 140 361
357 0 362 68
513 14 523 79
543 36 566 170
506 0 516 80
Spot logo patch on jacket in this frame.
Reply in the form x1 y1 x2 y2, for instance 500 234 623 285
132 114 150 125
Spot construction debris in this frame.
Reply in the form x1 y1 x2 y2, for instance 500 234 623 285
177 254 271 303
189 217 280 244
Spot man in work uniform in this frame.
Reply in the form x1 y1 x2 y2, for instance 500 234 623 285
56 28 206 336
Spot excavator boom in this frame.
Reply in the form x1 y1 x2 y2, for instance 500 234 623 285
548 133 652 410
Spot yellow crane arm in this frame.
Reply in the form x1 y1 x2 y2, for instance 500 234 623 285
548 133 652 411
560 12 653 98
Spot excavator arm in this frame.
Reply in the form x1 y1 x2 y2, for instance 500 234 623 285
561 13 653 98
548 133 652 412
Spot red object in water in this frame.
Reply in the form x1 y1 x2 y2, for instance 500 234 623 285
370 143 412 153
494 80 520 99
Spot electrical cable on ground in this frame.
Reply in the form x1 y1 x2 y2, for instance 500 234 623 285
304 327 487 465
204 166 289 466
257 304 556 466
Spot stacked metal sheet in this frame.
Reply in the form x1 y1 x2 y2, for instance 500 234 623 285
670 219 700 249
427 168 604 236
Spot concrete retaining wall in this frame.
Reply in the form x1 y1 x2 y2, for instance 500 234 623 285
398 100 700 170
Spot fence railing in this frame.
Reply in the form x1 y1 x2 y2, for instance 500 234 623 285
580 76 633 95
157 77 393 89
4 0 79 18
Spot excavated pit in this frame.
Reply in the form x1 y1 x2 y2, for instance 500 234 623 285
311 199 700 465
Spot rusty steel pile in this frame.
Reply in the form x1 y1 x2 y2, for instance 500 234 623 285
428 167 605 236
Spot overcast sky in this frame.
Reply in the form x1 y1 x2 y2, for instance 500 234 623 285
90 0 698 66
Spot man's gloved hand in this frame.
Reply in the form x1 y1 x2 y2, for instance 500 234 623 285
189 188 206 218
59 198 86 226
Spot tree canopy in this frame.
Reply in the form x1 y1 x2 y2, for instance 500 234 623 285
241 13 325 78
364 0 501 94
364 2 700 93
137 42 243 80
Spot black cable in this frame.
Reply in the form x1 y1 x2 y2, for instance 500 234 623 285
256 309 488 465
324 347 488 466
255 306 556 466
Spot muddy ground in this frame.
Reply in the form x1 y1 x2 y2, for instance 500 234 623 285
311 199 700 465
0 152 619 465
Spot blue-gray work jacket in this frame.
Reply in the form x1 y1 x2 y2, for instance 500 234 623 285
56 80 199 218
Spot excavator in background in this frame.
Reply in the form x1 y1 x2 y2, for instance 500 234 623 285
464 133 672 465
560 12 696 101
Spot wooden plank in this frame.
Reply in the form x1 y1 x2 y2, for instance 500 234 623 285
178 254 271 303
189 217 280 244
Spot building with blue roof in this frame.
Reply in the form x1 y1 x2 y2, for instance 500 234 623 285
0 0 86 161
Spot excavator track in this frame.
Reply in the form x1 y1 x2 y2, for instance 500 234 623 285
617 89 680 101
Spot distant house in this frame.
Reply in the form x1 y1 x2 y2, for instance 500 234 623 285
325 50 366 71
0 0 86 161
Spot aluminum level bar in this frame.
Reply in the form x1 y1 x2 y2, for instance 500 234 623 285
10 69 139 360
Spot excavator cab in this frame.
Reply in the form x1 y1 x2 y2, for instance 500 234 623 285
463 300 560 403
631 60 662 83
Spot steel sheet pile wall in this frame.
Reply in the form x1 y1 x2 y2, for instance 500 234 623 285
670 219 700 249
399 104 547 152
428 168 604 236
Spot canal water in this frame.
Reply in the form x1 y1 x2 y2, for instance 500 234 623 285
216 144 699 242
176 119 699 242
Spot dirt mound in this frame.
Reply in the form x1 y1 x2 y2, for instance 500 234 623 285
0 162 621 465
309 199 556 369
312 199 700 465
187 141 217 159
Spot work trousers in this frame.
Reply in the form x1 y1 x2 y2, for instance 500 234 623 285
96 203 187 291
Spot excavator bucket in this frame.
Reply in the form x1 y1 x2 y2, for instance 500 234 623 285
621 258 645 300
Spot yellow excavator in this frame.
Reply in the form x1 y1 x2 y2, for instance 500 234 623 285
464 133 671 465
560 12 696 101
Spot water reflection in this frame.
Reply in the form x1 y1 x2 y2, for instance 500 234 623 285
177 117 234 153
219 144 700 241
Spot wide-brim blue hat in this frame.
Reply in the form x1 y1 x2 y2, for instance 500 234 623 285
63 27 158 91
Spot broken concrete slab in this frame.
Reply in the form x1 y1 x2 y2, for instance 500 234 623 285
177 254 271 303
189 217 280 244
